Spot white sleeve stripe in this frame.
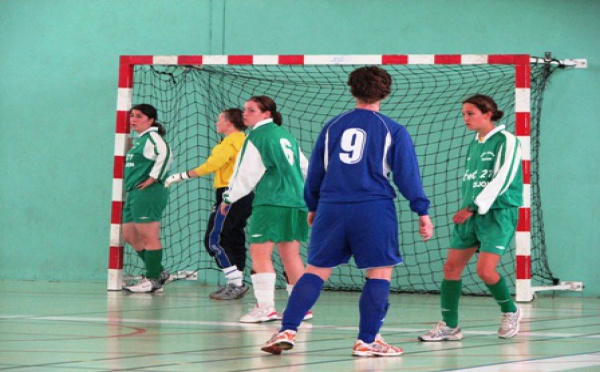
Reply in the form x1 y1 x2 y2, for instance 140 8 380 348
145 133 170 180
475 132 520 214
299 149 309 180
226 140 266 203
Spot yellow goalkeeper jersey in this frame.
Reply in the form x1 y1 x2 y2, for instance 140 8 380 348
193 132 246 188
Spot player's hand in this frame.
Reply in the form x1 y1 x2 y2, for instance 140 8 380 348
136 177 156 190
419 215 434 241
165 172 190 188
307 211 316 227
453 208 473 225
219 202 230 215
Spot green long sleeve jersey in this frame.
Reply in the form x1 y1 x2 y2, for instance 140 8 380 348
462 125 523 214
124 127 173 191
223 120 308 209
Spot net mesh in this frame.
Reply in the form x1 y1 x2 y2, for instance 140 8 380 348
124 59 559 295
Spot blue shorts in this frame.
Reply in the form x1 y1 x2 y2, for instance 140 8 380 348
308 199 402 270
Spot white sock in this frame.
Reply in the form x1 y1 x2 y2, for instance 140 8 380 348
252 272 276 309
222 265 243 287
286 284 294 296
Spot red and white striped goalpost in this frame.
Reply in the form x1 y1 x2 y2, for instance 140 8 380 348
107 54 534 301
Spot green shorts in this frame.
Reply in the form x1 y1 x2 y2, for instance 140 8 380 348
122 183 169 224
449 208 518 256
249 205 309 244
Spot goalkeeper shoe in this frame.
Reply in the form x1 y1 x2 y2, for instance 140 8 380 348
124 278 162 293
239 305 278 323
419 321 463 341
261 330 297 354
210 283 250 300
352 334 403 357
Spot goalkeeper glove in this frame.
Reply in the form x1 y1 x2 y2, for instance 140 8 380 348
165 172 190 187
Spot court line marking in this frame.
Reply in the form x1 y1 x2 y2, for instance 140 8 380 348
2 314 600 339
449 352 600 371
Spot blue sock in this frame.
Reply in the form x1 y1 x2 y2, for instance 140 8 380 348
358 278 391 343
280 273 324 332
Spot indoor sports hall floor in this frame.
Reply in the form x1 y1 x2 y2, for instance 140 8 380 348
1 280 599 371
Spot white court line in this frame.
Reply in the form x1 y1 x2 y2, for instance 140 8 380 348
454 352 600 371
2 314 600 340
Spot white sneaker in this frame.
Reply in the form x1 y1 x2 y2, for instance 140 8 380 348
419 321 463 341
352 334 403 357
124 278 162 293
239 305 278 323
498 306 522 339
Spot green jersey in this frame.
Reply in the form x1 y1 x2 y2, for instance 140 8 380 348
224 119 308 209
124 127 173 192
461 125 523 214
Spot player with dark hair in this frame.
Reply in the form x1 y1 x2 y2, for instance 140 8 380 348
419 94 523 342
123 104 173 293
220 95 311 323
166 108 253 300
261 66 434 356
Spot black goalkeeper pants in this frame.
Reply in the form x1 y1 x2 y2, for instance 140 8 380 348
204 187 253 272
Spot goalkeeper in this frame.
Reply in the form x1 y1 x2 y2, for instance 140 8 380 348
166 108 253 300
261 66 434 356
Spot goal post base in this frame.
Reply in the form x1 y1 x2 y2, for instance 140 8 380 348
107 269 123 291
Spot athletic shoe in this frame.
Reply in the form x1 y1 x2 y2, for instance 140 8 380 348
498 306 522 339
239 305 278 323
210 283 250 300
208 285 227 299
124 278 162 293
352 334 403 357
261 330 297 354
159 269 170 285
303 310 314 321
419 321 463 341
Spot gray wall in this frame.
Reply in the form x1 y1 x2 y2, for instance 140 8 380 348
1 0 598 296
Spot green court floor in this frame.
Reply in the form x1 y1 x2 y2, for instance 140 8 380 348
1 280 599 371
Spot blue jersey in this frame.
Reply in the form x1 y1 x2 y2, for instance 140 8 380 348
304 108 430 216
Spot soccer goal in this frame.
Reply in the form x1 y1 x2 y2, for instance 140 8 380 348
108 54 582 301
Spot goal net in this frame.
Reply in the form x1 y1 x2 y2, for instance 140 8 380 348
109 55 560 299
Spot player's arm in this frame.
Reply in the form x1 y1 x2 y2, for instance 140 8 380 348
390 126 430 216
304 129 327 212
165 139 234 187
140 133 171 189
222 139 265 205
473 134 522 214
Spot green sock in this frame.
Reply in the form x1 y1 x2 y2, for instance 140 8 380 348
135 249 146 261
441 279 462 328
486 276 517 313
144 249 163 280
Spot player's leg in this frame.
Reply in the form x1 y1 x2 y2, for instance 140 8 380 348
209 192 254 300
261 265 331 355
477 208 521 339
352 266 402 357
240 241 278 323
